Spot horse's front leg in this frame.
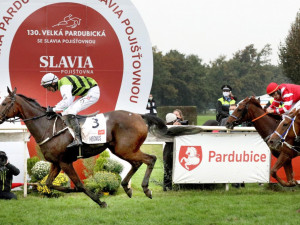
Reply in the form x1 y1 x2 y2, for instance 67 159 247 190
45 163 76 192
283 160 298 186
45 163 61 189
44 163 79 193
59 161 107 208
270 152 293 187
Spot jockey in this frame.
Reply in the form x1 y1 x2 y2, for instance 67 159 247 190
266 82 300 115
41 73 100 148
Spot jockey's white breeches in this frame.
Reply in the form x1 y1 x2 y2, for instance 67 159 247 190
61 86 100 116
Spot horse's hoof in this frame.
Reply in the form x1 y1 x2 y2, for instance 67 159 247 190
144 189 152 199
126 188 133 198
100 202 108 208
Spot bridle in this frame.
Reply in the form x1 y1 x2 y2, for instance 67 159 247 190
271 115 300 153
0 94 17 123
272 115 296 143
229 103 249 126
0 94 47 123
0 92 67 146
229 102 269 126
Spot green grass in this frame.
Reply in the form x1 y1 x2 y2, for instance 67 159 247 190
197 114 216 125
1 145 300 225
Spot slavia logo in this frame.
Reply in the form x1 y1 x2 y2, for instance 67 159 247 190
179 146 202 171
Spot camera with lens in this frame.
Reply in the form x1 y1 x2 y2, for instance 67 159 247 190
0 151 8 167
176 119 189 125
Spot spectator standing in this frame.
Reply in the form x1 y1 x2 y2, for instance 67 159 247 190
146 94 157 116
0 151 20 200
216 85 237 123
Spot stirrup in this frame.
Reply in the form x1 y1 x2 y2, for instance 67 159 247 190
67 139 82 149
77 146 83 159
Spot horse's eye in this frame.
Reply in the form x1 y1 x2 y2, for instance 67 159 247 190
237 109 242 112
283 123 288 127
1 103 6 106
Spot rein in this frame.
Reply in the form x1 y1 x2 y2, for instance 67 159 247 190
6 114 48 123
229 102 268 124
1 93 48 123
1 93 69 145
251 112 268 122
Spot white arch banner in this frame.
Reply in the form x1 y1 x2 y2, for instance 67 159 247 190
0 0 153 114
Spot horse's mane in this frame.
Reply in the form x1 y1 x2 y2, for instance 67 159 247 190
248 96 281 121
17 94 46 109
249 96 263 108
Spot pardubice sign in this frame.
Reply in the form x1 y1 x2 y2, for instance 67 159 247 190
0 0 153 114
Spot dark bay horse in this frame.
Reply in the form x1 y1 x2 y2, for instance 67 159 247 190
0 88 202 207
267 109 300 159
226 96 298 187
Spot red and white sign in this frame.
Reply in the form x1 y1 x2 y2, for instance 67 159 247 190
179 146 202 171
0 0 152 114
173 132 271 183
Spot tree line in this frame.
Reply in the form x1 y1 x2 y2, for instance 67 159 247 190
151 10 300 112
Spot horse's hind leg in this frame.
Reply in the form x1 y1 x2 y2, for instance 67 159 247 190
59 162 107 208
141 153 157 199
117 149 156 199
121 161 143 198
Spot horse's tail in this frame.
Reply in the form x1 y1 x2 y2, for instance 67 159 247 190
141 114 203 138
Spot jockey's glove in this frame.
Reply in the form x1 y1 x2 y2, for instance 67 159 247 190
46 106 55 114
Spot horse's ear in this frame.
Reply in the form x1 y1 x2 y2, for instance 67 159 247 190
7 87 17 96
257 97 260 103
7 87 12 95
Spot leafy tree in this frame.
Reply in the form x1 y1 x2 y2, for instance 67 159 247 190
278 11 300 83
151 44 287 112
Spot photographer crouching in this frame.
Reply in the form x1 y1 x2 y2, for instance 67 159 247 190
0 151 20 200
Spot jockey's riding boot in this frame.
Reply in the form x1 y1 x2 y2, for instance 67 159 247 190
67 114 82 148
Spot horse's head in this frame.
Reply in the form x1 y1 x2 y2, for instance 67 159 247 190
0 87 19 124
267 108 300 150
226 96 262 129
226 97 249 129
